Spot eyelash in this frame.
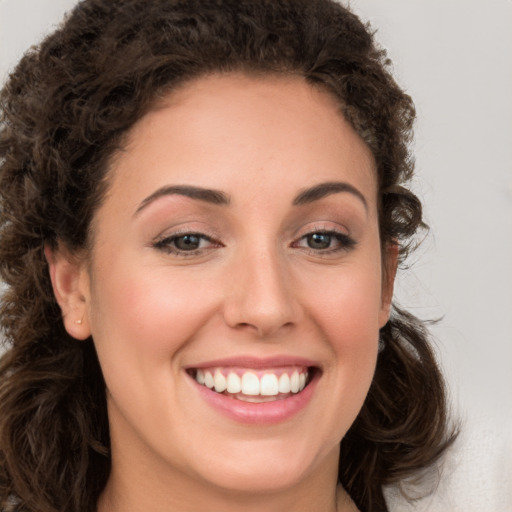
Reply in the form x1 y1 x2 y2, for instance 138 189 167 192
152 232 220 256
152 229 356 257
292 229 356 255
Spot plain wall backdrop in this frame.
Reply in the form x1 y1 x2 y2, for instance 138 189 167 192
1 1 511 510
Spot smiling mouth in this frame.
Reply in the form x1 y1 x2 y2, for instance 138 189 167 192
188 367 313 403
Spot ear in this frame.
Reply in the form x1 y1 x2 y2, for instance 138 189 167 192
379 241 399 328
45 244 91 340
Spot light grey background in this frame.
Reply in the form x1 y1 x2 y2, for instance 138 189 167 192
1 1 511 510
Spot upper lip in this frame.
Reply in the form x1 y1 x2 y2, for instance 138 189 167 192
185 355 320 370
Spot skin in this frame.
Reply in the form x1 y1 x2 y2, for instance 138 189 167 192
48 73 396 512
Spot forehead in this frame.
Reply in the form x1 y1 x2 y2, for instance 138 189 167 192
105 72 377 211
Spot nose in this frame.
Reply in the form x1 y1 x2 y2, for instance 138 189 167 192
222 247 300 338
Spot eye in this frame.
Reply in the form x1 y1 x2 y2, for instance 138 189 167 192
173 234 203 251
293 230 356 253
306 232 334 250
153 232 219 255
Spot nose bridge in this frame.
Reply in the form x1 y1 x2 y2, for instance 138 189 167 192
223 241 298 337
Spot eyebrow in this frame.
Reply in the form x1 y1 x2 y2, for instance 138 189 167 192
134 180 367 216
134 185 230 216
292 181 368 210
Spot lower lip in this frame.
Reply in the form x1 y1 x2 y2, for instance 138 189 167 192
190 371 319 425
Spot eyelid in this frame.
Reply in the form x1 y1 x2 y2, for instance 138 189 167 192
152 222 221 243
292 221 351 239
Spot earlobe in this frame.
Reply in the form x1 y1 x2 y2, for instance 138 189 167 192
379 241 399 327
45 244 91 340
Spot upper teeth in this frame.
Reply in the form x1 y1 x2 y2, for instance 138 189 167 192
195 368 308 396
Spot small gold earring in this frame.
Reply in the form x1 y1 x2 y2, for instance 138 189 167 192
75 314 85 325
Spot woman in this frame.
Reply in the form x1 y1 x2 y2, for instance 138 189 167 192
0 1 455 511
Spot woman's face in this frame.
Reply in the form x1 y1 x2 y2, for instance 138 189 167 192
59 74 394 498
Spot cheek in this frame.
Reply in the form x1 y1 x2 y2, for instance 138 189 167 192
302 264 382 409
307 267 383 346
88 263 220 372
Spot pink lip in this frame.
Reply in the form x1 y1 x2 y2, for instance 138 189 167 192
186 357 320 425
187 355 319 370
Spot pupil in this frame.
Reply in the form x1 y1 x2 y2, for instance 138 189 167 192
176 235 200 250
308 233 331 249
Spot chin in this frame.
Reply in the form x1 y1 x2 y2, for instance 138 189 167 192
189 437 335 495
201 462 308 495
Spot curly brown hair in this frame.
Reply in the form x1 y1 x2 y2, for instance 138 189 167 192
0 1 456 511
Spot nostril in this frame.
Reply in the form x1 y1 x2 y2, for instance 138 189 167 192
235 320 295 339
222 262 301 336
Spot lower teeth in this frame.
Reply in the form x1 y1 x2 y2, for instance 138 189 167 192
225 392 292 403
